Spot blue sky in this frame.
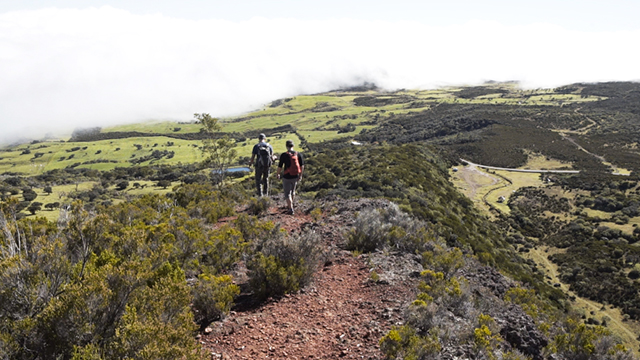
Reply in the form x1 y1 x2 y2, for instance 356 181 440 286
1 0 639 141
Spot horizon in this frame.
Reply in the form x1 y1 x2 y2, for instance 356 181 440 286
1 1 640 144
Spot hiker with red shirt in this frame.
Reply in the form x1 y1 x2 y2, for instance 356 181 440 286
276 140 305 215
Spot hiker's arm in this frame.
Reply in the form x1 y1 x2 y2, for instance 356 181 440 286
276 154 283 178
248 145 256 166
298 154 305 180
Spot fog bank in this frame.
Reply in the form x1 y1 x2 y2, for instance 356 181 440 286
1 7 639 143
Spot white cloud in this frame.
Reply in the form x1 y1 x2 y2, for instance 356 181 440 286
1 7 639 143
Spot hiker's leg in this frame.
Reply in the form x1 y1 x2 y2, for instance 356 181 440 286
290 179 298 205
254 168 263 196
263 167 270 196
283 178 295 211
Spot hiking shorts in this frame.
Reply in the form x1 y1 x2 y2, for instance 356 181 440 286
282 177 298 201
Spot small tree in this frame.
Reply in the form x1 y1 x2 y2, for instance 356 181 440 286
195 113 237 187
27 202 42 215
23 189 37 202
44 203 57 211
157 180 172 189
115 180 129 191
44 186 53 195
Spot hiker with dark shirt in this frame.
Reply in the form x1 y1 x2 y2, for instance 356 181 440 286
249 133 274 197
276 140 304 215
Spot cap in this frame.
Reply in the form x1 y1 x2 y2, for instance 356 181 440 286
258 133 266 140
286 140 294 147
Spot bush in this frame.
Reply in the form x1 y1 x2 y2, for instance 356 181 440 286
115 180 129 191
346 203 434 253
422 246 464 277
23 189 37 202
473 314 503 359
379 325 441 360
248 196 271 216
247 229 323 300
550 317 634 360
191 273 240 326
231 214 275 244
27 201 42 215
157 180 171 189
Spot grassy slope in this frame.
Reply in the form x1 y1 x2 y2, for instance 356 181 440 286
0 85 605 176
526 246 640 352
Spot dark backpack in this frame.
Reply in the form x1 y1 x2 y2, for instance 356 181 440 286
255 143 272 168
284 151 301 176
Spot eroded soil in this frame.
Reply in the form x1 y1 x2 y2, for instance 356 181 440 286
201 198 419 359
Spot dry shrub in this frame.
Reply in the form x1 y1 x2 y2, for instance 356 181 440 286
346 203 434 253
248 229 323 300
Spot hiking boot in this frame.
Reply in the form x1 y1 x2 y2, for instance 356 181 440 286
288 209 294 215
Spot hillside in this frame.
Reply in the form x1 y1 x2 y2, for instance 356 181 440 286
1 82 640 359
3 82 633 176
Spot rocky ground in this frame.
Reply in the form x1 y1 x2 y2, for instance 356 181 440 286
201 197 420 359
199 197 546 360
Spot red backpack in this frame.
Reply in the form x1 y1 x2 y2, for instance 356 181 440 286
284 151 301 176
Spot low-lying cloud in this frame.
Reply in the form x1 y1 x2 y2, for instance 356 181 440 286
1 6 639 143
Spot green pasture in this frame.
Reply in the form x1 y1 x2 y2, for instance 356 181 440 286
21 180 181 222
521 152 573 170
236 132 300 159
220 106 379 134
103 120 201 134
231 95 356 120
20 181 98 222
1 124 359 176
583 208 612 220
298 130 345 143
119 180 180 196
0 137 204 175
600 217 640 236
298 125 376 143
284 95 355 111
451 155 556 217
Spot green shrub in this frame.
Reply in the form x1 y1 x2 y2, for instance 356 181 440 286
247 230 322 300
197 225 247 274
379 325 441 360
422 246 464 277
248 196 271 216
234 213 277 242
548 317 633 360
191 273 240 325
473 314 502 359
310 207 322 222
415 270 470 317
0 195 226 360
504 287 554 321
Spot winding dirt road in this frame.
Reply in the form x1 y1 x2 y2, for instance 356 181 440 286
460 159 580 174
